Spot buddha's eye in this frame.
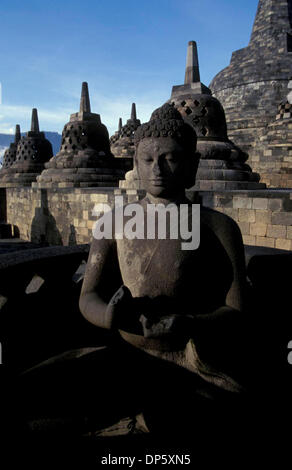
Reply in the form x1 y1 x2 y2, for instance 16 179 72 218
165 154 178 162
143 157 153 163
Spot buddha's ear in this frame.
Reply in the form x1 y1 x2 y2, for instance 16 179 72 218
185 152 200 189
133 146 140 177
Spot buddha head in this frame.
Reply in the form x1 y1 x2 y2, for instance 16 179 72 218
134 103 199 199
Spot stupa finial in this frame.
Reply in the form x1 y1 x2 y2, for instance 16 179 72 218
15 124 21 144
31 108 40 133
80 82 91 113
131 103 137 121
184 41 200 84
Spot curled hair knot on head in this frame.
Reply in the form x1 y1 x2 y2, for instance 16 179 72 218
134 103 197 153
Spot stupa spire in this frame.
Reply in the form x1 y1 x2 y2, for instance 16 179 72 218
31 108 39 133
131 103 137 121
118 118 123 131
80 82 91 113
184 41 200 84
171 41 210 99
15 124 21 144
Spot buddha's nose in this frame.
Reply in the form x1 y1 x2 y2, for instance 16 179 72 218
152 162 162 176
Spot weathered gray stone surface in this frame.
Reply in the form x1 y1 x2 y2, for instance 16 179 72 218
210 0 292 156
249 79 292 187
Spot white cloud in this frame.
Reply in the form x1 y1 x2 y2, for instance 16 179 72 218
0 90 166 137
88 90 167 136
0 103 71 133
0 125 14 134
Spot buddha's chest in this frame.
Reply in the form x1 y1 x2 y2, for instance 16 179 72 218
116 228 233 311
117 238 192 297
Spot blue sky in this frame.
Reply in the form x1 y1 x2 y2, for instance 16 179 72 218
0 0 258 137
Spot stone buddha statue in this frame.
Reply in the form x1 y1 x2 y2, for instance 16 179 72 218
78 104 248 432
18 104 248 442
81 104 246 348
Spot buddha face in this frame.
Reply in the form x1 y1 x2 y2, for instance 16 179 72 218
136 136 191 199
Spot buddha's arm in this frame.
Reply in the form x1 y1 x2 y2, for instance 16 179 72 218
192 215 247 340
201 209 247 313
80 238 142 332
224 217 247 312
79 237 118 329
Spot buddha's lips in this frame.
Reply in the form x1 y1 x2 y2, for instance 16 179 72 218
150 179 168 185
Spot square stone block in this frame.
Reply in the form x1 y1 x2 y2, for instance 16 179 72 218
233 196 252 209
238 209 256 223
255 210 272 224
271 212 292 225
90 194 109 203
256 236 275 248
250 223 267 237
268 199 283 211
275 239 291 250
252 198 268 210
266 224 287 239
243 235 256 246
287 226 292 240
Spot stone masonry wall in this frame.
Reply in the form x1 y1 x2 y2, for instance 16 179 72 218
212 81 287 155
248 112 292 188
6 187 113 245
4 187 292 251
5 187 141 245
201 190 292 250
249 144 292 188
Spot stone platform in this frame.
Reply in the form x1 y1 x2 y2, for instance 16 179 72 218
194 160 266 191
1 186 291 250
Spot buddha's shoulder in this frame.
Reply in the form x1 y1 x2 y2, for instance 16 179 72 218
200 206 241 238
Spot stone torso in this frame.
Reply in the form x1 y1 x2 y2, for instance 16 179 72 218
116 203 233 316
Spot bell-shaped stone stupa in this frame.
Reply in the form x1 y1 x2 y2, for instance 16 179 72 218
110 118 123 147
0 125 21 173
169 41 265 190
35 82 126 188
0 110 53 187
110 103 141 158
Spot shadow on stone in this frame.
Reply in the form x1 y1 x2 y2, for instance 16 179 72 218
30 189 63 245
68 224 77 246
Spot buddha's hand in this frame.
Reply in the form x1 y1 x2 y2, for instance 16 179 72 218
106 285 143 333
139 314 195 339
